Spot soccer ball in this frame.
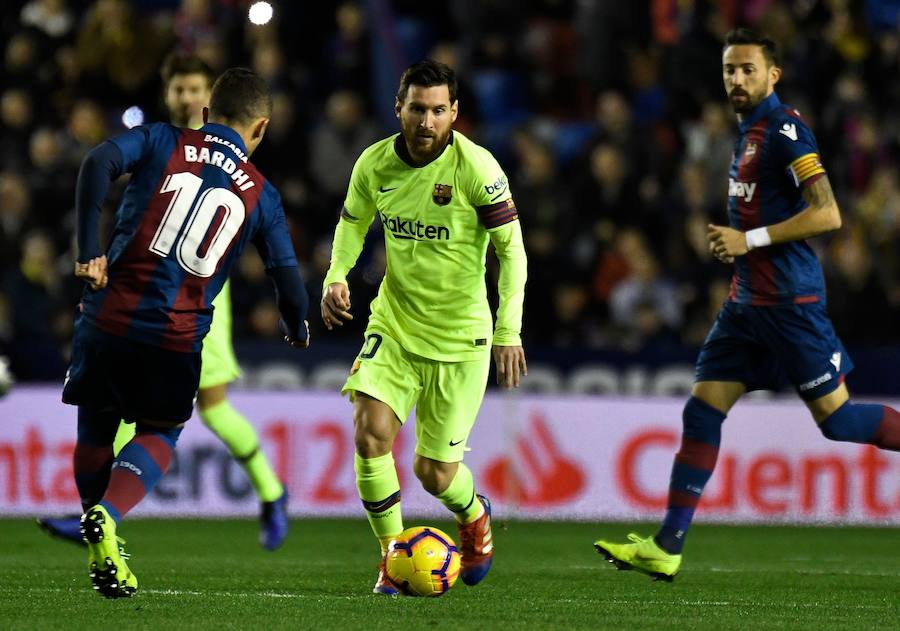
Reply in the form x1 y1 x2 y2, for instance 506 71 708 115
384 526 461 597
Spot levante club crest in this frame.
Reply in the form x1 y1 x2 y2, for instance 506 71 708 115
433 183 453 205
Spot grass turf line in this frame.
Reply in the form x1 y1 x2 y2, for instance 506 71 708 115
1 518 897 630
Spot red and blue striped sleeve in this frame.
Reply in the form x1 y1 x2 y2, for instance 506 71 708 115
75 125 156 263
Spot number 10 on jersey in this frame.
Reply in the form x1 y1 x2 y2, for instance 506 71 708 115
149 171 246 278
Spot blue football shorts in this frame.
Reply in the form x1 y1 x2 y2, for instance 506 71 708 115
695 300 853 401
62 317 200 425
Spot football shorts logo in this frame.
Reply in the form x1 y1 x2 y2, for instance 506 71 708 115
433 183 453 205
779 123 798 141
830 352 841 372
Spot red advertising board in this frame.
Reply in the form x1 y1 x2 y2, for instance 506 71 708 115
1 388 898 523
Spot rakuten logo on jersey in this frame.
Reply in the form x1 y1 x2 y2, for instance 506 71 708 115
728 178 757 203
379 211 450 241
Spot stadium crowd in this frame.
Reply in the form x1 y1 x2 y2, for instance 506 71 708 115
3 0 900 381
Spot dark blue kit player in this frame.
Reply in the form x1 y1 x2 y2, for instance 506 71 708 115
593 28 900 581
62 68 309 597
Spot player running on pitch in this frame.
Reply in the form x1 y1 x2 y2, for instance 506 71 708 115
320 59 527 594
40 53 291 552
593 28 900 582
63 68 309 598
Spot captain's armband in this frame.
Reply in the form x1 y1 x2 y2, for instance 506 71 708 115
788 153 825 188
476 198 518 229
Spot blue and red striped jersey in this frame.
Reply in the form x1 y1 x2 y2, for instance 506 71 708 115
79 122 298 352
727 92 828 306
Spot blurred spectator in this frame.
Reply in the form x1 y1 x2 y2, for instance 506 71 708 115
2 230 67 380
1 88 34 169
608 229 683 350
308 89 380 225
76 0 171 100
0 171 32 268
323 1 370 94
683 102 733 202
1 0 900 381
27 127 73 233
62 99 108 169
20 0 74 40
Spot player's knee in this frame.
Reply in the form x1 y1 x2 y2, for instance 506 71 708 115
682 396 726 444
198 400 228 430
352 409 392 457
818 401 883 444
135 423 183 447
413 456 454 495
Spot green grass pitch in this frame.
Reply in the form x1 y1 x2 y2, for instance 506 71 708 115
1 518 897 630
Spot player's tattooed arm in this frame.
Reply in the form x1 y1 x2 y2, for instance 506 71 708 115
801 175 837 211
790 174 842 236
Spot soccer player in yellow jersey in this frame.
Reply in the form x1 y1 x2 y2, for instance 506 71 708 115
321 59 528 594
39 54 289 550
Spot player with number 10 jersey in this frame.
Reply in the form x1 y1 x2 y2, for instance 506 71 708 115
62 68 308 598
76 122 296 353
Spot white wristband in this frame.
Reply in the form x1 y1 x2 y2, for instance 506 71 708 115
745 227 772 251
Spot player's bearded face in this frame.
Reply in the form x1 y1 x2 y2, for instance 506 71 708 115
397 85 458 163
722 45 779 114
165 73 212 128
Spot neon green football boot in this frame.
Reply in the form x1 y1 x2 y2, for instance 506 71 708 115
593 533 681 582
80 506 138 598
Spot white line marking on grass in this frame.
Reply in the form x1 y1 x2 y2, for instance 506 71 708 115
0 587 358 600
607 599 886 610
708 567 900 578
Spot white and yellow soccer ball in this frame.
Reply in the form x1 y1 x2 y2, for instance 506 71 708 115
384 526 461 597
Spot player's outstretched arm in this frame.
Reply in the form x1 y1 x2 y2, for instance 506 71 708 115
709 175 841 259
75 127 153 270
488 219 528 389
75 141 128 271
321 282 352 330
321 207 373 331
268 265 310 348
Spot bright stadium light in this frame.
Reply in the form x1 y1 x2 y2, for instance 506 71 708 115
121 106 145 129
248 1 274 25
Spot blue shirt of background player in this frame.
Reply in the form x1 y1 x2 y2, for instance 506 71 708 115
727 92 827 306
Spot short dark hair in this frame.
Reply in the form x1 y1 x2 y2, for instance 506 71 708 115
724 28 779 67
397 59 458 104
208 67 272 124
160 53 215 89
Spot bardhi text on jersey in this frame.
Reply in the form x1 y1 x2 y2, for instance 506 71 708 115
184 144 256 191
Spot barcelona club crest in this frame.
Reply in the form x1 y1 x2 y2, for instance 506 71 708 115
433 183 453 206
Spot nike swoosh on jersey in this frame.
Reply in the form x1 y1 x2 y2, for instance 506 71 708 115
378 186 397 193
449 439 465 446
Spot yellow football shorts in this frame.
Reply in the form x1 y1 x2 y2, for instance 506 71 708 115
342 328 490 463
199 279 241 389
